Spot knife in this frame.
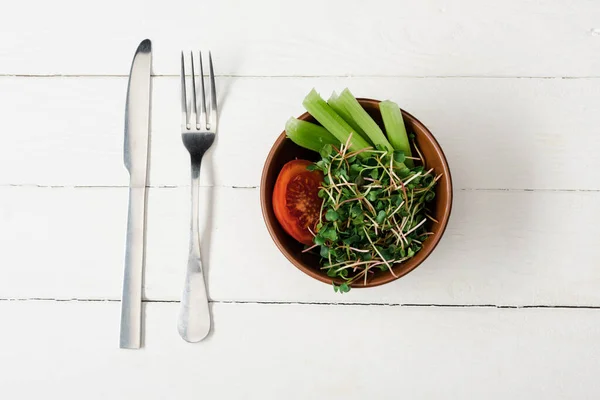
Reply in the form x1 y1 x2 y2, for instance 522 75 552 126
120 39 152 349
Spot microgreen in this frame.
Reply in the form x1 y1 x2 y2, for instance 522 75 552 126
308 141 440 292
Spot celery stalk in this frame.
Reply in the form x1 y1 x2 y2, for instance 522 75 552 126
327 92 371 144
285 117 340 153
302 89 371 153
337 88 394 153
380 100 413 167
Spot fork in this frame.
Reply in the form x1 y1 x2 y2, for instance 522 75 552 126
178 51 217 342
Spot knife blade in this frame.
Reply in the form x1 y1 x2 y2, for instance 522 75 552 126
120 39 152 349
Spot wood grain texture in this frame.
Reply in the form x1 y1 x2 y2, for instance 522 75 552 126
2 0 600 77
2 186 599 305
1 301 599 400
1 76 600 190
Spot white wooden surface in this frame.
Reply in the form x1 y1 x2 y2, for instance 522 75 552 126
3 301 600 399
2 1 600 398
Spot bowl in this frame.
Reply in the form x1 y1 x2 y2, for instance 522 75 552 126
260 98 452 288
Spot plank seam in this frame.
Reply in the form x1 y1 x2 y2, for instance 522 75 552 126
459 188 600 193
2 74 600 79
1 298 599 309
0 184 259 189
1 184 599 192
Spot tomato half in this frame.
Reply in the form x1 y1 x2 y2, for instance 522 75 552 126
272 159 324 246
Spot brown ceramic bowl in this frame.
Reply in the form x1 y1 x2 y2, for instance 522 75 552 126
260 98 452 288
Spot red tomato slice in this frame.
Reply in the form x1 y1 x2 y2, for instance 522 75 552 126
272 159 323 246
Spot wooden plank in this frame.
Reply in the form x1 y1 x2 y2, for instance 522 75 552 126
1 76 600 190
1 300 599 399
2 0 600 77
2 186 600 306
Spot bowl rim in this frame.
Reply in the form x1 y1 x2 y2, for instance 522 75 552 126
260 98 453 288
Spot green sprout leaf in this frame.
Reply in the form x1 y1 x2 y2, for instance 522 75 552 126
321 227 338 241
350 205 363 218
393 150 406 164
343 235 360 245
325 209 339 221
314 235 326 246
376 210 386 225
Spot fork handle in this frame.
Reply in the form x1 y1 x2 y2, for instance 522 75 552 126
178 160 211 342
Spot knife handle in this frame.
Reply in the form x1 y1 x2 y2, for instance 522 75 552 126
178 161 211 342
120 186 147 349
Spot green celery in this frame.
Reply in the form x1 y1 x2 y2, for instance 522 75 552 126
337 88 394 153
327 92 371 145
285 117 340 153
302 89 371 153
380 100 413 167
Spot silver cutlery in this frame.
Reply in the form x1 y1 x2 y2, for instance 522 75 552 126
178 51 217 342
120 39 152 349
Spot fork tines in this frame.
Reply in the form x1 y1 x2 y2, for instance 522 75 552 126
180 51 217 132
